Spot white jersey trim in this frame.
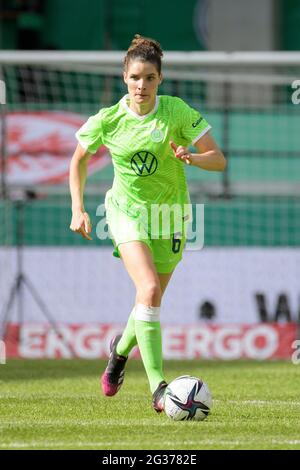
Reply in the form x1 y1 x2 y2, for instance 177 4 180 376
120 94 160 120
192 125 212 146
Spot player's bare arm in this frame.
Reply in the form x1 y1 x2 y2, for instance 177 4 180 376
169 132 226 171
69 143 92 241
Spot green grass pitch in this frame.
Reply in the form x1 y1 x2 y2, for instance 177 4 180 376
0 359 299 450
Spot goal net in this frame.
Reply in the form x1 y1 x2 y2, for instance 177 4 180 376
0 51 299 357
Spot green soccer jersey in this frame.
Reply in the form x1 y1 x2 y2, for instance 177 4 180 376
76 94 211 222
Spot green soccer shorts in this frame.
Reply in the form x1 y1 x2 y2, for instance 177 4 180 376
105 192 187 274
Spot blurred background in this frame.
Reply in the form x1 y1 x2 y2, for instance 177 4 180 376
0 0 299 360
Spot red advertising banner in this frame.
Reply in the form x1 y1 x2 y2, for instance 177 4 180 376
4 323 297 360
1 111 110 184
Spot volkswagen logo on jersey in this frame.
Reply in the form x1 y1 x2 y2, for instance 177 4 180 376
131 151 158 176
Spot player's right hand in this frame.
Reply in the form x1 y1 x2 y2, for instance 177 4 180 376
169 141 192 165
70 210 92 241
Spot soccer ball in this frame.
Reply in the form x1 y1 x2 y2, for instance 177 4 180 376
164 375 212 421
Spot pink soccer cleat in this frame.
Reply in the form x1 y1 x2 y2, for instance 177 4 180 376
101 335 127 396
152 381 168 413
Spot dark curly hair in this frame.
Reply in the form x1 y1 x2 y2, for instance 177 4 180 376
123 34 163 73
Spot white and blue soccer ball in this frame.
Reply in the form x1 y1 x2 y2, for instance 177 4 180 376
164 375 212 421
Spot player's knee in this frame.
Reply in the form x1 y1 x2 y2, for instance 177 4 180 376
138 280 161 306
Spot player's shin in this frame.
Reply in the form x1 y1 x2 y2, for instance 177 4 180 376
116 307 137 357
134 303 164 393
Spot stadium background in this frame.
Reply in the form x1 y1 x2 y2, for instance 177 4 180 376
0 0 299 360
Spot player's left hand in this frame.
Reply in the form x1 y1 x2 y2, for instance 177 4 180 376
169 141 192 165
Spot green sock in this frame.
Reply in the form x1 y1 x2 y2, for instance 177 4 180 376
135 304 164 393
116 308 137 357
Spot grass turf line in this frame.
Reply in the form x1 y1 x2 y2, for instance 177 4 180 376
0 359 299 450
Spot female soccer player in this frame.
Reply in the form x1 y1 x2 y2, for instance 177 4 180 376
69 34 226 413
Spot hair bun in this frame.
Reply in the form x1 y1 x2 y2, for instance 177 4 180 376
124 34 163 73
128 34 163 58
